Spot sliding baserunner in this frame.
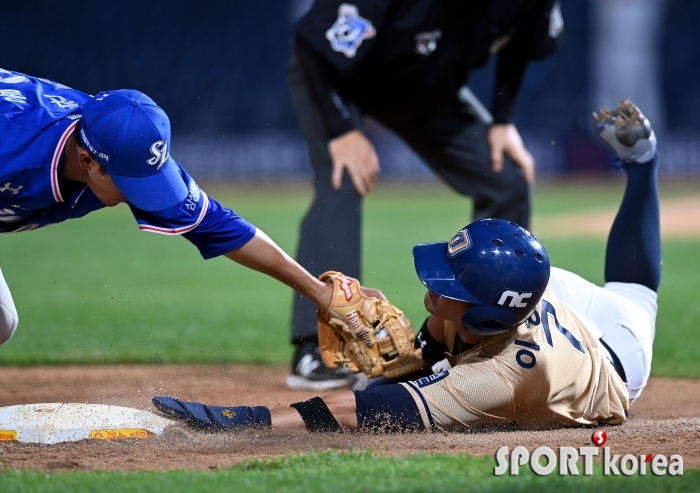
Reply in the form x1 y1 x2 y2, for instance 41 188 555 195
153 101 660 432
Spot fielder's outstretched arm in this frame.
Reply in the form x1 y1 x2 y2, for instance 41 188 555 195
225 229 333 312
225 229 387 312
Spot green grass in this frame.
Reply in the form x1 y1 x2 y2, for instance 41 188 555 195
1 451 698 493
0 182 698 377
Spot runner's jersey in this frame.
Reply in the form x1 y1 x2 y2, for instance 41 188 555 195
0 69 255 258
401 287 630 430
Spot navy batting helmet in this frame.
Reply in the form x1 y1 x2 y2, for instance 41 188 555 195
413 219 550 336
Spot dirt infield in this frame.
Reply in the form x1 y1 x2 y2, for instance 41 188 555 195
0 365 698 471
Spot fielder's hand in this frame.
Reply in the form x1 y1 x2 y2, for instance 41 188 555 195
328 130 380 195
318 278 387 321
488 124 535 183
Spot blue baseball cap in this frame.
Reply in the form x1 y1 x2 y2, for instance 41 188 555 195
79 89 188 211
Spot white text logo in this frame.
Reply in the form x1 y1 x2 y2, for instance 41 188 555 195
498 290 532 308
44 94 78 110
79 127 110 162
147 140 168 170
0 69 30 84
0 89 26 104
494 446 683 476
184 181 201 212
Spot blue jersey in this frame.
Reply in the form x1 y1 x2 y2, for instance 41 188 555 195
0 68 255 259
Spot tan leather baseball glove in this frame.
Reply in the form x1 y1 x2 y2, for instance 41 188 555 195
317 271 423 379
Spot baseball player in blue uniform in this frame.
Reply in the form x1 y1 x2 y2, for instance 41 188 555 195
152 100 661 432
0 68 375 347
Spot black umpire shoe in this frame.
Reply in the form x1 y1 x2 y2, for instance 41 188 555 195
285 341 355 391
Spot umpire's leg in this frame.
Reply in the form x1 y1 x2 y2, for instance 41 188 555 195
288 52 365 345
381 95 531 228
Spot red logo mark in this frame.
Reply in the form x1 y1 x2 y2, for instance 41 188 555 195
338 276 356 302
645 454 653 463
592 430 607 447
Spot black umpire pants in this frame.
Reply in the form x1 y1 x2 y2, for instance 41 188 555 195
288 57 531 343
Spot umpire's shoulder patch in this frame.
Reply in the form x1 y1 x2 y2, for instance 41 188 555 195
325 3 376 58
413 370 449 388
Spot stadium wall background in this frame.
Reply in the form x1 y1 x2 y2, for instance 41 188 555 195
2 0 698 178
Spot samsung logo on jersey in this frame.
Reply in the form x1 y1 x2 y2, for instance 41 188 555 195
79 127 110 162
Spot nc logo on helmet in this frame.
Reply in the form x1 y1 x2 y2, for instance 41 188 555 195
147 140 168 170
497 290 533 308
447 228 471 257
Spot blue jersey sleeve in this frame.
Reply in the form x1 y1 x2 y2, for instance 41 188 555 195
129 161 256 259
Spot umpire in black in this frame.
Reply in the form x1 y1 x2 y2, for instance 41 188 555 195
286 0 564 390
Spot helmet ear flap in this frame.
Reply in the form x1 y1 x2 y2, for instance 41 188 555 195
461 305 522 337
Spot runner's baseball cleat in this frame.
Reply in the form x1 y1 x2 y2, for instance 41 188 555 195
593 100 657 164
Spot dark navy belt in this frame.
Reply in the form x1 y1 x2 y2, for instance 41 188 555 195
599 338 627 383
